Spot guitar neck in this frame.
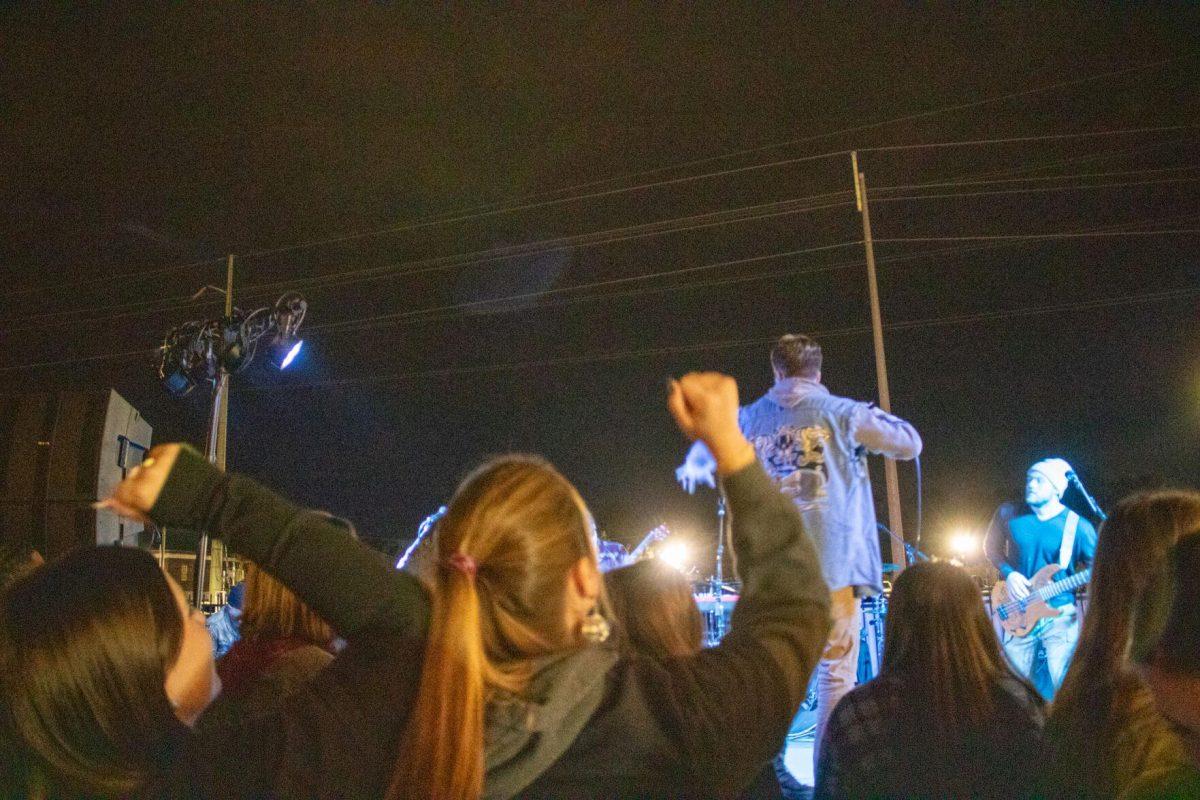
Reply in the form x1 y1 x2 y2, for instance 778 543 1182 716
1032 567 1092 603
629 526 667 562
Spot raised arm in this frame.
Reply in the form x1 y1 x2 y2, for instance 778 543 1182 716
104 444 428 641
662 374 832 794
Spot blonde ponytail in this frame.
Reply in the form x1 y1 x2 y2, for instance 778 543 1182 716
389 568 487 799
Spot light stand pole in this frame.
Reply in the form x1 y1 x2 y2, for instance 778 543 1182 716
192 254 234 608
852 151 907 570
157 259 307 609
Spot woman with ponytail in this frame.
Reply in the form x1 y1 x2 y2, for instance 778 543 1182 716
2 371 828 799
390 371 831 799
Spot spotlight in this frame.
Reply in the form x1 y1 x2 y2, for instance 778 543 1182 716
265 335 301 370
657 539 692 573
949 530 979 559
156 323 206 397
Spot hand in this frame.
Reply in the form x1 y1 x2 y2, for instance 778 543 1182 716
675 460 717 494
95 444 184 522
668 373 755 475
1005 571 1031 601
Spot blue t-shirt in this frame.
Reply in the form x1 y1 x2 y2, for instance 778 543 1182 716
985 503 1097 608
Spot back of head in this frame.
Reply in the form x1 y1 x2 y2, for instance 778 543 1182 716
1135 532 1200 675
390 455 597 800
605 560 703 659
240 562 333 647
0 546 182 797
1048 490 1200 795
883 562 1026 729
0 541 39 593
769 334 822 379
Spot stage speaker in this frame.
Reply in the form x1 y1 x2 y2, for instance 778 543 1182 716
0 389 152 558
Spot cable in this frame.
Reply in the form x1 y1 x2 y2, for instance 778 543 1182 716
871 164 1200 192
452 58 1185 207
0 191 853 332
872 229 1200 245
226 285 1199 392
870 175 1200 204
306 241 862 335
5 212 1194 374
857 124 1200 155
239 153 852 260
5 256 225 298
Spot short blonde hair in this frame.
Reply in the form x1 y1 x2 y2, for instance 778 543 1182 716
240 562 333 646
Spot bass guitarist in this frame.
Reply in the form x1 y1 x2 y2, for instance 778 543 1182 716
985 458 1097 696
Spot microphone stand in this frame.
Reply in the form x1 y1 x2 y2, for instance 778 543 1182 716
1067 472 1108 522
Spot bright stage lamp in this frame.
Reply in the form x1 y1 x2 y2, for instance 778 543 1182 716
279 339 302 369
949 530 979 558
657 539 692 573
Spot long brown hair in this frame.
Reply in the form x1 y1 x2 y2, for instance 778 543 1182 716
605 559 703 659
883 562 1038 731
388 455 599 800
0 546 183 798
240 562 334 646
1046 490 1200 797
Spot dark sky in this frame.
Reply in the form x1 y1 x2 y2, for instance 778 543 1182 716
2 6 1198 562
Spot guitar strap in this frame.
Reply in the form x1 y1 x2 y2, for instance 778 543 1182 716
1058 511 1080 569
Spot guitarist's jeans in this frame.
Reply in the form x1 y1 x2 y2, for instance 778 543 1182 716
1002 607 1081 697
814 586 862 777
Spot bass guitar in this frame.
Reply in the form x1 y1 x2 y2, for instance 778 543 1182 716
991 563 1091 637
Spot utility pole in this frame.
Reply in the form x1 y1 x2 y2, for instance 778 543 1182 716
852 152 907 570
191 254 234 607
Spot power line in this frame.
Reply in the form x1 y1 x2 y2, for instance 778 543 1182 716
305 242 863 335
0 192 854 332
484 58 1184 204
4 58 1189 304
857 124 1200 155
4 256 225 298
872 229 1200 245
871 164 1200 192
295 215 1200 337
870 175 1200 204
238 153 852 260
220 123 1200 262
4 212 1193 374
233 285 1200 392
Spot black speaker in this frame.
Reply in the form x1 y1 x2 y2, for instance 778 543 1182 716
0 389 152 558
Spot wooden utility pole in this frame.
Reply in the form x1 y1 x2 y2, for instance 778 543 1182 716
852 152 907 570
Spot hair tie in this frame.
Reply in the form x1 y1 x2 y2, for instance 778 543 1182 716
445 553 478 579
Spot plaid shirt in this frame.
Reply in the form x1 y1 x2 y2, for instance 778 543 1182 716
815 674 1046 799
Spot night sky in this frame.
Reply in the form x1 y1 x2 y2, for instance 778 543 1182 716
2 6 1198 564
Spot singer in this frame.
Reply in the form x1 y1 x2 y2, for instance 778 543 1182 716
984 458 1097 696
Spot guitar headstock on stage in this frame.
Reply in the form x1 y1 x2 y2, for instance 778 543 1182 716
629 524 671 563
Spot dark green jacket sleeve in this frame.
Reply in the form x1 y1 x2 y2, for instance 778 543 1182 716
655 459 832 794
150 445 428 641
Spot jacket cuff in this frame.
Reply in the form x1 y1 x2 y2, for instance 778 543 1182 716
150 445 228 530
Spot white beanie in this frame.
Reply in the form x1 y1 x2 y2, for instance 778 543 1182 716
1029 458 1073 498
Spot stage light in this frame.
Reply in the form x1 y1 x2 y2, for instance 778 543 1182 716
657 539 692 573
267 336 303 370
949 530 979 558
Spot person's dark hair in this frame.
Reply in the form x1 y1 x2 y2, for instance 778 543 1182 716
0 541 37 592
1046 490 1200 797
0 546 184 797
605 560 703 659
769 334 822 379
882 561 1039 734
